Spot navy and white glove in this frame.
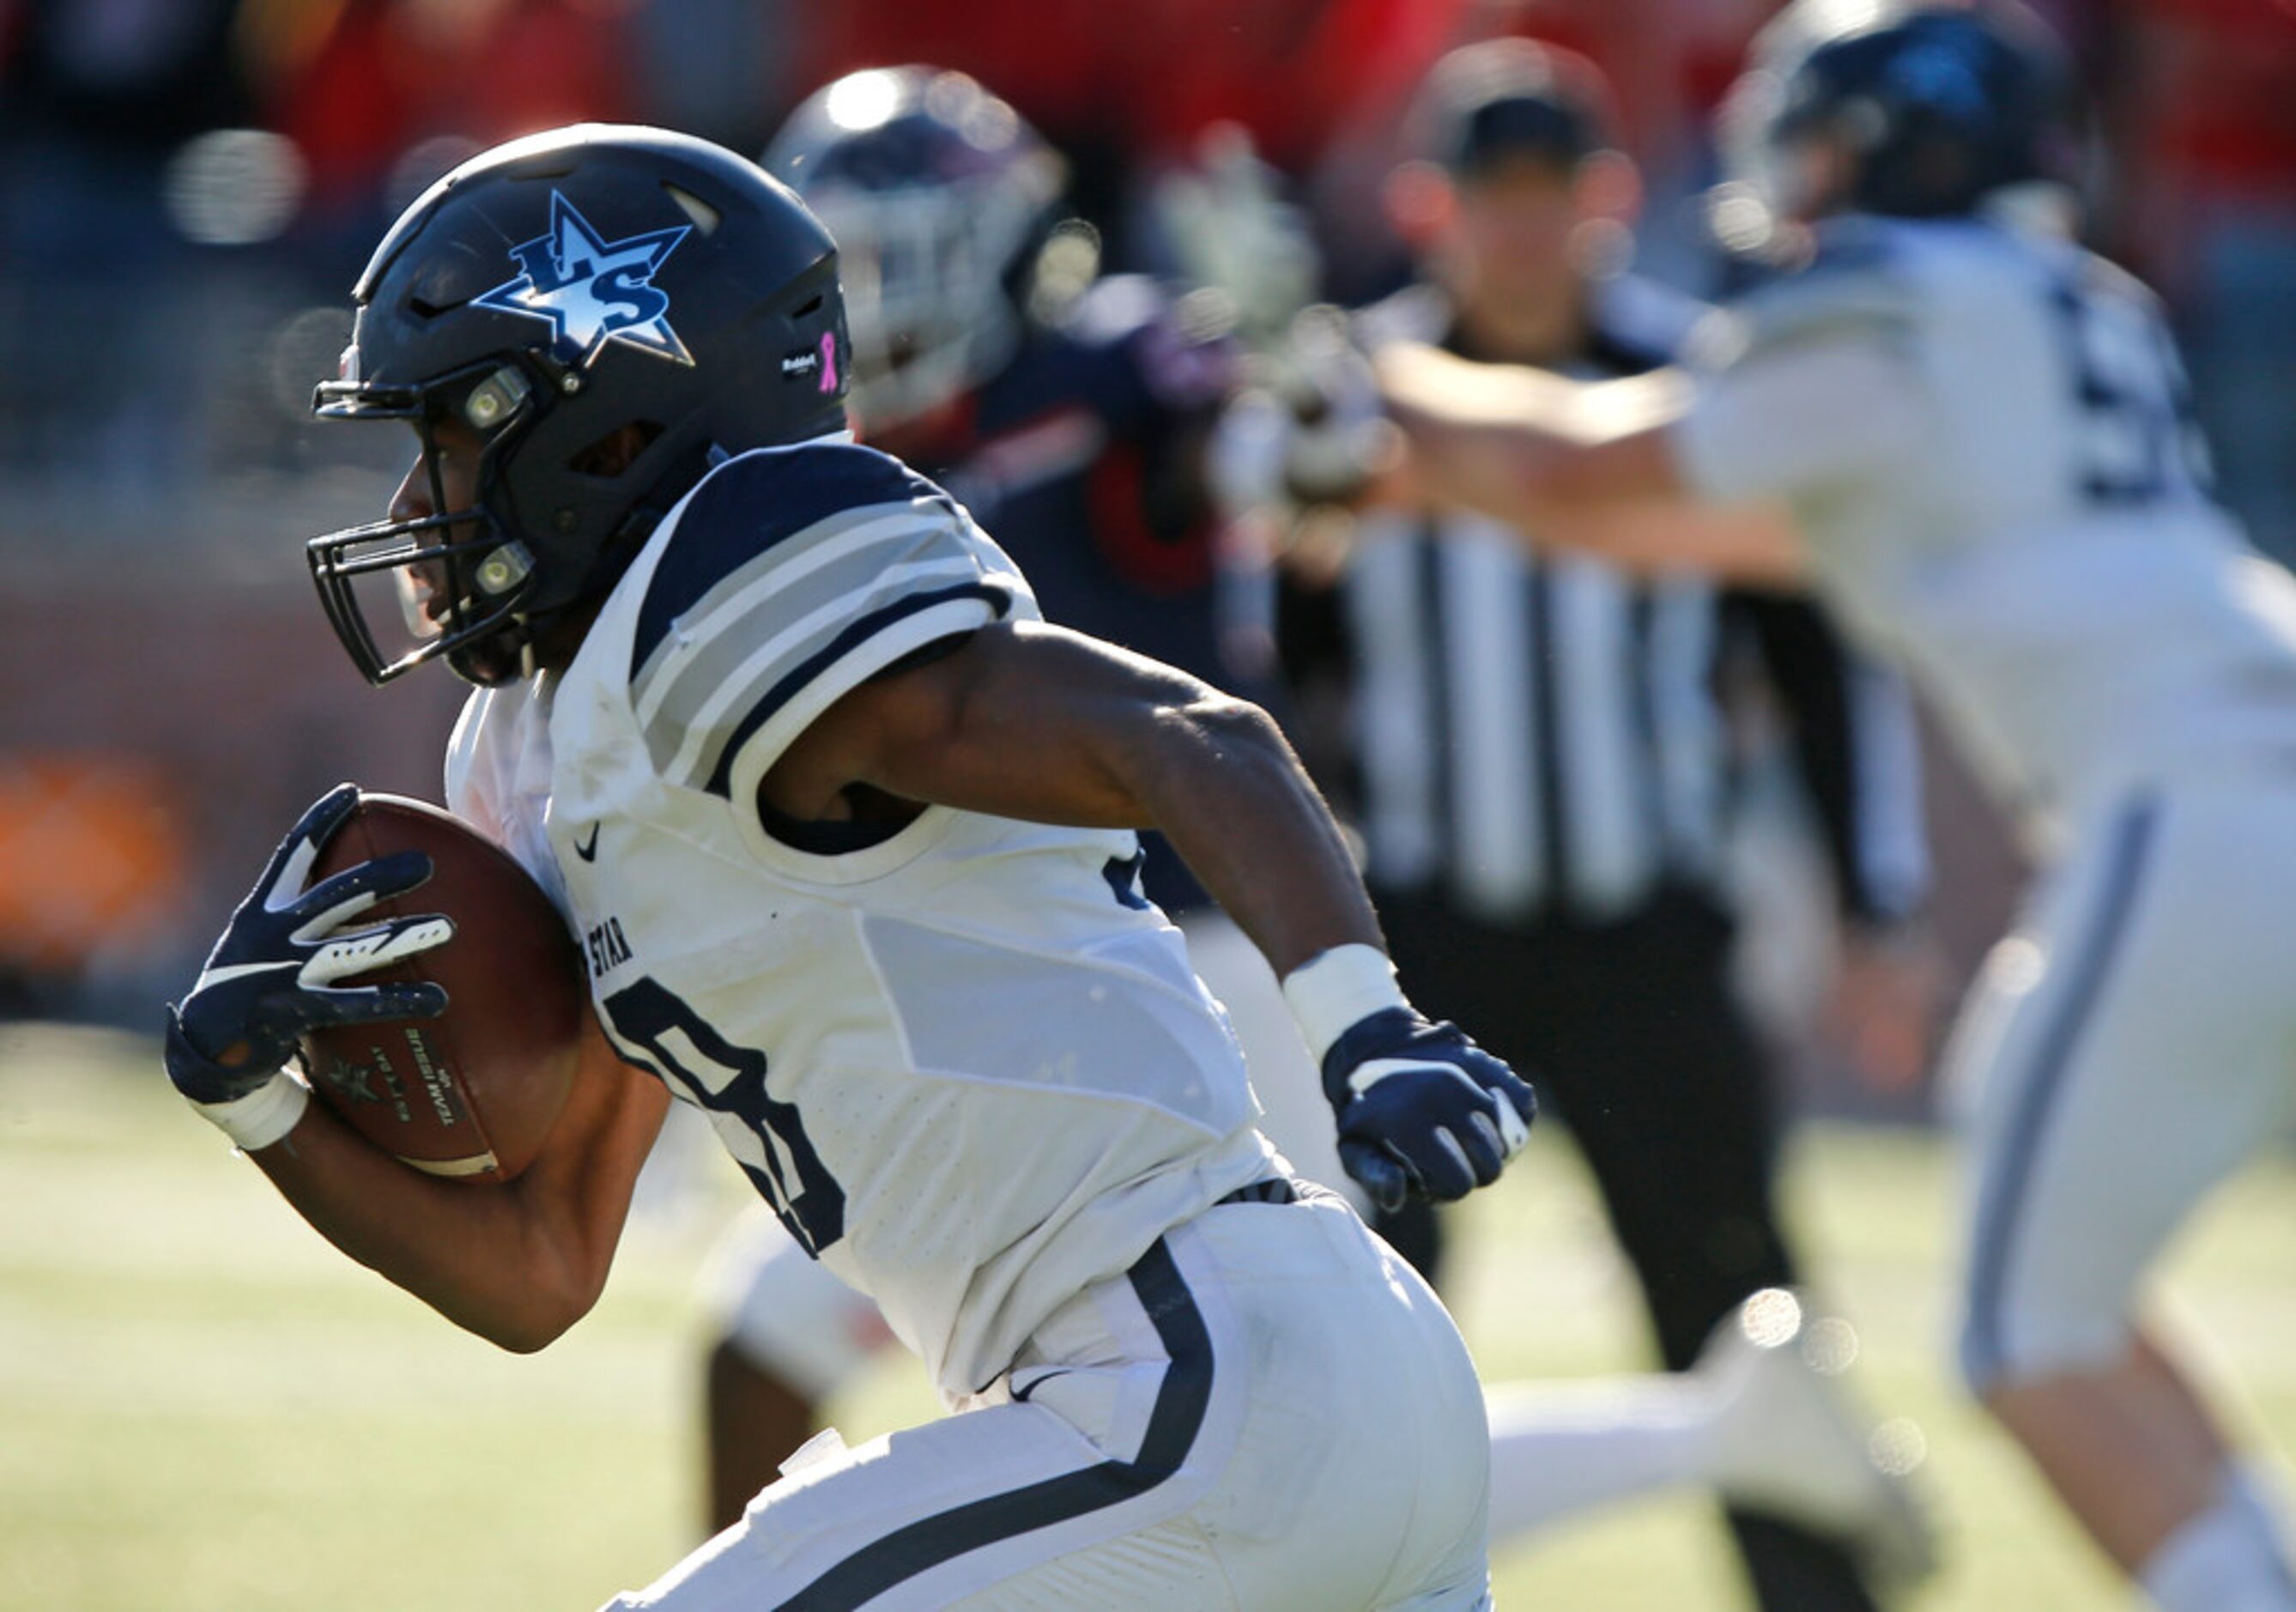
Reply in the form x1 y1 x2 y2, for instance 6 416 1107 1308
164 784 453 1149
1283 943 1536 1213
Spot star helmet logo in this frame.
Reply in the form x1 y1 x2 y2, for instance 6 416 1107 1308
475 192 694 370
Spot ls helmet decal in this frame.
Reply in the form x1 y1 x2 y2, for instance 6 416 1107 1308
476 192 694 369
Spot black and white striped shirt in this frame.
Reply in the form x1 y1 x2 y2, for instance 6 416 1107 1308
1290 280 1928 929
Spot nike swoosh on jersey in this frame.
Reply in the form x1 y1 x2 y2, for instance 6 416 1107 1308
574 824 601 862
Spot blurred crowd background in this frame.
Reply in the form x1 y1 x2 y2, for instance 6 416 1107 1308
0 0 2291 1045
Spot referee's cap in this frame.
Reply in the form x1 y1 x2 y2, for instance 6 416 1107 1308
1413 39 1621 176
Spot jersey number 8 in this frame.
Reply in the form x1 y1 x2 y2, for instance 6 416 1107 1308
602 976 846 1255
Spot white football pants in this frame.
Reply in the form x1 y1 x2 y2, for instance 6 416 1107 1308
1952 781 2296 1389
610 1189 1492 1610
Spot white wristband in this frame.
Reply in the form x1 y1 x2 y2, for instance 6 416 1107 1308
1282 942 1412 1065
191 1070 311 1153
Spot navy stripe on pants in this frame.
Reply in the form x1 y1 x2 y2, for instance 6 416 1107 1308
1962 795 2161 1390
773 1239 1213 1611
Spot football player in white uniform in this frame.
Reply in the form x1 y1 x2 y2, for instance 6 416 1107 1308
1370 4 2296 1609
692 66 1366 1535
161 126 1536 1609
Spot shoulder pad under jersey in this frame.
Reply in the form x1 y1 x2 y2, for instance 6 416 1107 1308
627 441 1025 798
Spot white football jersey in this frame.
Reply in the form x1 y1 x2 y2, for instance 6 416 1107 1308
1675 215 2296 835
446 439 1270 1400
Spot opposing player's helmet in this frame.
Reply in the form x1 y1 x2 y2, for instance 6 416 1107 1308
310 124 850 685
1721 1 2076 229
763 67 1063 427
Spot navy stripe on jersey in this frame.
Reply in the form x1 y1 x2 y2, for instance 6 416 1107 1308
1961 795 2160 1389
632 443 960 677
699 580 1012 797
773 1237 1213 1611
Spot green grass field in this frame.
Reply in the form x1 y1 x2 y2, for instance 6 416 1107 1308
5 1021 2293 1609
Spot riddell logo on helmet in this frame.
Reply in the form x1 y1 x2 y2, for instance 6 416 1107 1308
780 334 839 393
476 192 694 369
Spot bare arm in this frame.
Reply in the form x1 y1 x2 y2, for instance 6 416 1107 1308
769 618 1539 1209
765 621 1382 978
1372 342 1808 585
248 1009 669 1352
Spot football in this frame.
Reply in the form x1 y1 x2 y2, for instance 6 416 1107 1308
300 792 585 1185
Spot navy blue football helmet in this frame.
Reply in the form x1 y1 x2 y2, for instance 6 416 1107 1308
1721 1 2077 230
310 124 851 685
763 68 1063 428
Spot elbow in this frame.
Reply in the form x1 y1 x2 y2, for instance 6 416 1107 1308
470 1292 590 1355
487 1319 570 1356
516 1257 610 1351
1181 694 1313 797
1100 686 1304 828
452 1262 605 1355
1183 691 1289 763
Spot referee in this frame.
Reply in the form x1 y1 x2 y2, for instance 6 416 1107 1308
1277 41 1930 1611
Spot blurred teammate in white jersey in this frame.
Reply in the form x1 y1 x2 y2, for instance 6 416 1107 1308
1371 3 2296 1608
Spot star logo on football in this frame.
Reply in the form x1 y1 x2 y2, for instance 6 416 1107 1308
476 192 694 369
321 1061 387 1105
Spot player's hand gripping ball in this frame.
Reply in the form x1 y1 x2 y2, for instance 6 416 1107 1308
167 784 452 1106
297 792 585 1184
165 784 585 1181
